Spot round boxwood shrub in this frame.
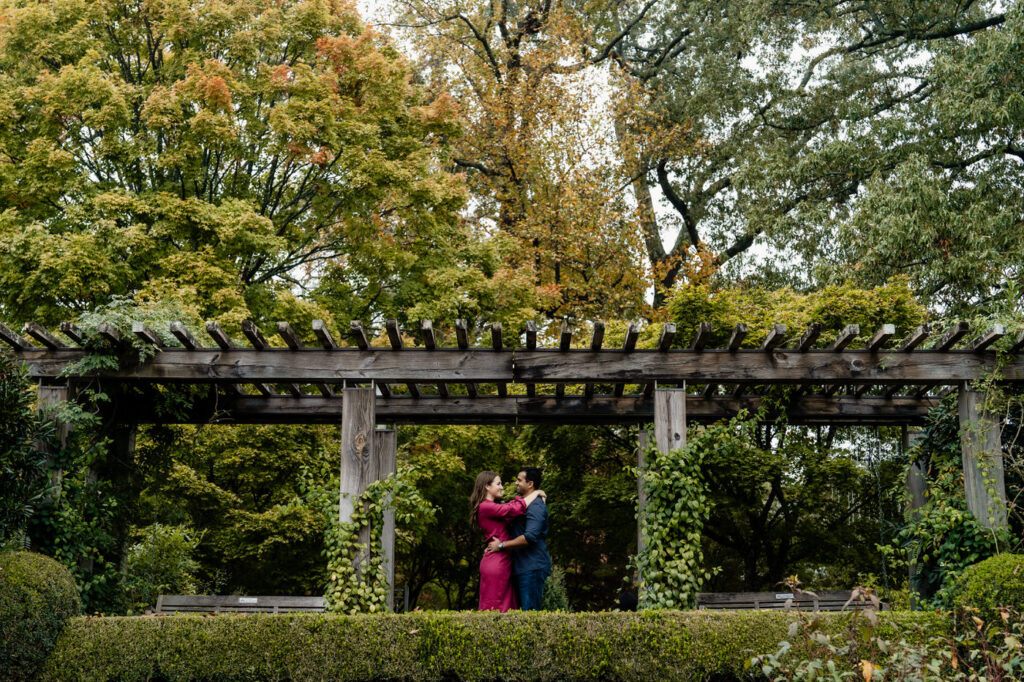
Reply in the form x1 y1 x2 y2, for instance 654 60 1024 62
0 552 82 681
952 553 1024 617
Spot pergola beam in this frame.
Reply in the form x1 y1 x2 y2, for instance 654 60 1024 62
14 348 1024 384
492 322 507 398
117 394 940 426
455 319 477 398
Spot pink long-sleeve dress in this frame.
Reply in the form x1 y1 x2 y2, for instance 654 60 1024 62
477 497 527 612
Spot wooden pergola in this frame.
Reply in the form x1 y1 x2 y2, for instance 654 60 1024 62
4 317 1022 605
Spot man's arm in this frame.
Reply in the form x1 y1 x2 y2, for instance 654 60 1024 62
485 500 545 554
486 534 529 553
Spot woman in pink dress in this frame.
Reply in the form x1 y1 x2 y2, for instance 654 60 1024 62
469 470 545 612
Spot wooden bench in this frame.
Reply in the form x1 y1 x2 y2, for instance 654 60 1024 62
696 590 886 612
155 595 326 614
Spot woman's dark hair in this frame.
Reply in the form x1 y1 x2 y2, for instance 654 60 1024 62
469 470 500 530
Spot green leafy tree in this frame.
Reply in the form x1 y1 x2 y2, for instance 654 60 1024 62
823 9 1024 314
120 523 201 614
134 423 338 595
627 1 1012 294
0 0 472 330
0 0 552 613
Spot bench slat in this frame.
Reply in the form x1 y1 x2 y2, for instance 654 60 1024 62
696 591 885 612
155 595 326 614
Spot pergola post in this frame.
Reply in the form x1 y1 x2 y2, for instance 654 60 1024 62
35 382 71 501
958 386 1008 529
903 426 926 608
340 386 377 576
374 428 397 611
637 388 688 594
653 387 687 455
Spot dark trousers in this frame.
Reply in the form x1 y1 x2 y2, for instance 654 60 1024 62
516 569 546 611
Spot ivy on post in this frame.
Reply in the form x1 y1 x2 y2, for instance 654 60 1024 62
957 385 1008 530
637 386 710 609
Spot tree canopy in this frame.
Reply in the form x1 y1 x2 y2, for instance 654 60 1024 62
0 0 551 334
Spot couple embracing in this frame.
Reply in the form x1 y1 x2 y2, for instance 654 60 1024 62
469 467 551 612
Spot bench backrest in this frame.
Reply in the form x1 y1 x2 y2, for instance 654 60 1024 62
696 591 885 612
155 595 326 614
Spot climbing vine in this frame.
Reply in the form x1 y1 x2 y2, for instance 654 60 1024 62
886 395 1018 608
636 424 714 609
322 469 435 614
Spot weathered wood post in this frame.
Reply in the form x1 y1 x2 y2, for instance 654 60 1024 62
903 426 927 608
654 387 687 455
340 386 377 576
374 428 397 611
958 385 1008 529
35 383 71 501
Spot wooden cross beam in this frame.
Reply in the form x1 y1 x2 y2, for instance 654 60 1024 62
117 394 940 426
556 321 573 399
240 321 277 397
12 348 1024 385
23 322 64 349
492 323 507 398
204 321 241 395
60 322 87 346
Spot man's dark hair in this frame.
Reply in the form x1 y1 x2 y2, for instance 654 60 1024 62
521 467 542 489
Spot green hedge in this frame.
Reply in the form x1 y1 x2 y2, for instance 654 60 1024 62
0 552 82 681
41 610 948 681
952 553 1024 617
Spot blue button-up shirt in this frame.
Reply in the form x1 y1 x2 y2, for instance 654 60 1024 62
508 497 551 576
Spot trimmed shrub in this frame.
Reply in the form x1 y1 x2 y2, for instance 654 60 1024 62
0 551 82 681
951 553 1024 617
540 565 570 611
40 610 947 681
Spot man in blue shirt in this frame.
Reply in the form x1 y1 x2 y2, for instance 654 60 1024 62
485 467 550 610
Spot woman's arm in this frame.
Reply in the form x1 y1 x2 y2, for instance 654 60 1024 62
522 489 546 506
482 497 527 518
